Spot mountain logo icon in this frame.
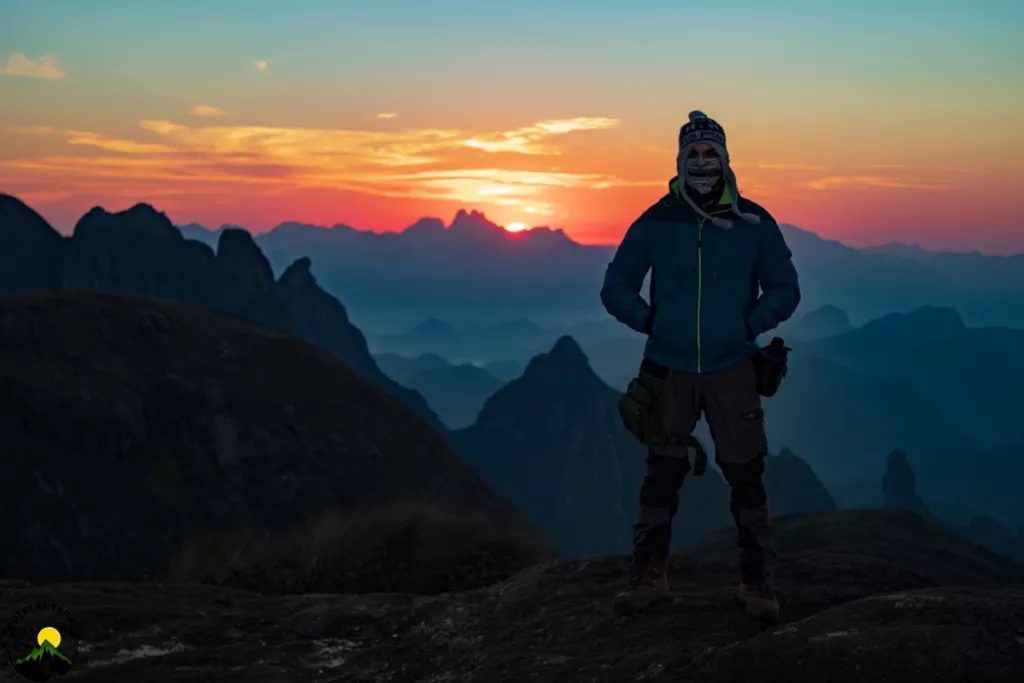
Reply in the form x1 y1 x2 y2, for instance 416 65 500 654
2 602 81 681
13 631 73 680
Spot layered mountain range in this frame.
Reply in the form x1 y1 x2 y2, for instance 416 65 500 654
0 193 444 430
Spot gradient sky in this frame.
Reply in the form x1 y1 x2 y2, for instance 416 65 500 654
2 0 1022 251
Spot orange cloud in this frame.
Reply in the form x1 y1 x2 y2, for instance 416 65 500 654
803 176 953 191
463 117 621 154
377 112 398 120
253 60 269 72
3 53 66 80
191 105 228 118
0 116 642 215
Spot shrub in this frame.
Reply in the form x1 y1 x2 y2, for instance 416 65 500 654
164 501 552 595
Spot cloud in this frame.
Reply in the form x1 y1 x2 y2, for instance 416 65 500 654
803 176 952 191
6 124 57 135
253 60 269 72
463 117 621 154
0 116 635 213
191 105 228 118
64 130 175 154
377 112 398 120
868 164 990 175
732 162 827 171
3 53 66 80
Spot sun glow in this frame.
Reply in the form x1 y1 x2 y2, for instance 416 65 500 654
506 222 527 232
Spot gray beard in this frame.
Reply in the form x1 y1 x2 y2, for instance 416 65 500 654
684 158 722 195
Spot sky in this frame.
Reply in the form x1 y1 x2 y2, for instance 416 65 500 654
1 0 1022 252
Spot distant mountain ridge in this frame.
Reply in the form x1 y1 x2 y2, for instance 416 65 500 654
180 210 1024 328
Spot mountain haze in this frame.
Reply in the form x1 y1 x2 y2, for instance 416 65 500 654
182 212 1024 328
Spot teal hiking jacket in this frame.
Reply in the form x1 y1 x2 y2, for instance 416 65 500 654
600 178 800 374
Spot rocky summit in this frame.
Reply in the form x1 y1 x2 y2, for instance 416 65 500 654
0 510 1021 682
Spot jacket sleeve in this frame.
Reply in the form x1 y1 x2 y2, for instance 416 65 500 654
600 217 652 334
747 216 800 336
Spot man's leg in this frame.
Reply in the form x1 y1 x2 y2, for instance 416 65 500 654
616 369 699 612
703 356 779 620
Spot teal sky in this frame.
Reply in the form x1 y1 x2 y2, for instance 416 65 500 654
2 0 1023 250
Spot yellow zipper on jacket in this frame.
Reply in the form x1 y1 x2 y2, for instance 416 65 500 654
696 217 704 373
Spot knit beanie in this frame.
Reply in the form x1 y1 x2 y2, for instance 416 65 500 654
676 110 760 228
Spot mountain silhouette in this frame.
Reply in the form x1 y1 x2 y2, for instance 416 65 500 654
451 337 842 555
184 212 1024 327
0 193 444 430
451 335 655 553
802 306 1024 448
765 448 837 516
778 304 853 341
374 352 454 385
879 450 1024 563
0 291 540 582
402 363 506 429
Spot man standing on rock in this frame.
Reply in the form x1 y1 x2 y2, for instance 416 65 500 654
600 111 801 620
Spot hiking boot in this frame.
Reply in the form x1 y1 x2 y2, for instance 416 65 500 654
614 558 672 614
738 583 779 621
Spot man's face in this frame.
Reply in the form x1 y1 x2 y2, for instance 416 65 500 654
683 143 723 195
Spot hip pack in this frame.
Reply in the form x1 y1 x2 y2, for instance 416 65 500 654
752 337 791 397
617 364 707 475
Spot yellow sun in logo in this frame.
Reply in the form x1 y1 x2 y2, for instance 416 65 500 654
36 626 61 648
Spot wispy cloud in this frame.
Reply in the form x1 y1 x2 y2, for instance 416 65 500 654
0 116 635 214
3 53 66 80
7 124 58 135
253 60 269 72
732 162 827 171
463 117 621 154
868 164 991 175
64 130 175 155
191 105 228 118
803 176 952 191
377 112 398 120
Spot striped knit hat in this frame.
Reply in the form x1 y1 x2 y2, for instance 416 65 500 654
676 110 760 228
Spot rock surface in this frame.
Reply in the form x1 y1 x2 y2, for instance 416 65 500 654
2 510 1022 682
0 292 540 583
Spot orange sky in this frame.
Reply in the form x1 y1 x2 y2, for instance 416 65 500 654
2 1 1023 252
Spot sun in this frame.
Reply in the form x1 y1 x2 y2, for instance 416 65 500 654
37 626 61 648
506 222 527 233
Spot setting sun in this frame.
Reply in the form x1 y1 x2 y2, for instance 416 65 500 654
506 222 527 233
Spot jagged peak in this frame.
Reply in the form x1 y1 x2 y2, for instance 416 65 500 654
217 227 259 251
402 217 446 235
216 228 274 282
448 209 503 236
519 335 592 381
806 304 849 320
73 202 181 241
278 256 315 286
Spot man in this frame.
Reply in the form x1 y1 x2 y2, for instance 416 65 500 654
600 111 800 620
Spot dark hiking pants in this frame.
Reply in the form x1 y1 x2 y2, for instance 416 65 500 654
631 355 777 587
